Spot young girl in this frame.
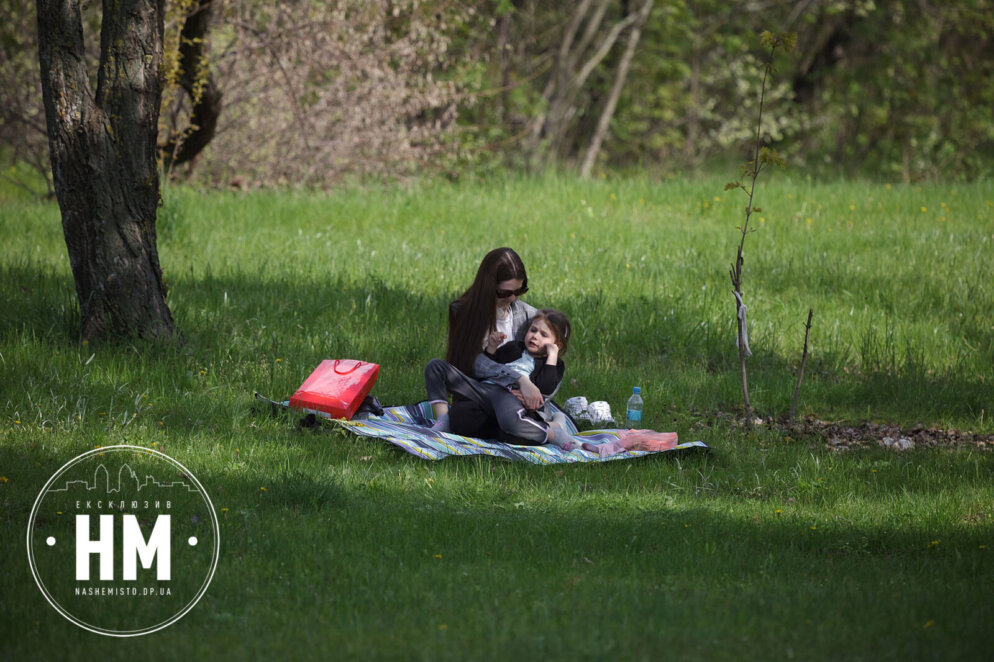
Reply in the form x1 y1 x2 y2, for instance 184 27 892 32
424 309 572 446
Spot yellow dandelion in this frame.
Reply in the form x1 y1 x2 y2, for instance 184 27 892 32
0 476 8 483
921 206 927 213
438 624 448 630
928 540 939 548
260 487 267 492
775 509 782 516
434 553 443 559
849 204 855 211
276 358 282 363
610 193 616 200
221 507 229 513
923 620 935 629
810 525 818 531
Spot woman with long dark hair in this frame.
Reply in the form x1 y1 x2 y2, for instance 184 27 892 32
430 247 544 431
446 247 533 373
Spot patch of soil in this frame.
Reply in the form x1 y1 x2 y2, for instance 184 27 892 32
790 417 993 452
689 409 993 452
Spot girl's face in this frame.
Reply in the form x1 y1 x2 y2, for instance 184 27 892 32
524 318 559 356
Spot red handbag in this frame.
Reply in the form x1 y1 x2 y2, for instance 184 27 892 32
289 359 380 419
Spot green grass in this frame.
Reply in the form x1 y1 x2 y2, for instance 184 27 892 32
1 175 993 660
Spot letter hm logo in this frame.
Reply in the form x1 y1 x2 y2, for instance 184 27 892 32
75 514 171 581
27 446 219 636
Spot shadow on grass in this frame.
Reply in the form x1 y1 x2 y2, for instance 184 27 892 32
3 427 993 660
1 263 990 432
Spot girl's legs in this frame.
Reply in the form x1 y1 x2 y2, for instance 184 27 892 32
491 391 551 445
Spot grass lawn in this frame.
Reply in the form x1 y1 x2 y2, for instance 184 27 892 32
1 175 992 660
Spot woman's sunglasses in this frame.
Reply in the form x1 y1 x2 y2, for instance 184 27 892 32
496 286 528 298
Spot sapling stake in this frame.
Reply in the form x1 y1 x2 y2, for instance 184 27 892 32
789 308 814 426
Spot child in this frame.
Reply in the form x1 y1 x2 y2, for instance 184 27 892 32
424 309 573 446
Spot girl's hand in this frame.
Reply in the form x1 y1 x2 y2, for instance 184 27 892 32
516 377 544 410
486 331 506 353
544 343 559 364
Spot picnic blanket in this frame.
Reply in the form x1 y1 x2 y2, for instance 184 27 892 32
262 394 708 464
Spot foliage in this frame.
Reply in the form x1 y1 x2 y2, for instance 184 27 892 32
3 0 994 186
175 0 468 187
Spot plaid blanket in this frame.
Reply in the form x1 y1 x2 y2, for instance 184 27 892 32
273 395 708 464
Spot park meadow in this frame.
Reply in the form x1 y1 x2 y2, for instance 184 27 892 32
2 174 993 660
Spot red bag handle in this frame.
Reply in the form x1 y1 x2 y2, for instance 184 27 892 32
333 360 365 375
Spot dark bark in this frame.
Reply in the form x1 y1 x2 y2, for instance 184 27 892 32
37 0 174 341
161 0 222 169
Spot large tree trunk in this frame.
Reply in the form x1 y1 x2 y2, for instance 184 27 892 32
37 0 174 340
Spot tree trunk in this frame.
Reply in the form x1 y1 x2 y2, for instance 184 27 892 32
525 0 638 168
161 0 222 170
580 0 652 178
37 0 174 341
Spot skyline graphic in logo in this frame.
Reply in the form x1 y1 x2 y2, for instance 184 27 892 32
27 445 220 636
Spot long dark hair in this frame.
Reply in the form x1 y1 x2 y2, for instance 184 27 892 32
446 247 528 374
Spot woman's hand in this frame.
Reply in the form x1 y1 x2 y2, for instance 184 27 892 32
515 376 544 410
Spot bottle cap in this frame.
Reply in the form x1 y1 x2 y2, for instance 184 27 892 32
633 386 641 394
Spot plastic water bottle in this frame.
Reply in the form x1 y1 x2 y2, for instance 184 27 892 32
625 387 643 428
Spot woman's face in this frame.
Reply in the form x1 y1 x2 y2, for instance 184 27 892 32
495 278 525 306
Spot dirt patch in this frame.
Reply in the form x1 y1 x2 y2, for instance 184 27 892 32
791 418 994 452
689 409 993 452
